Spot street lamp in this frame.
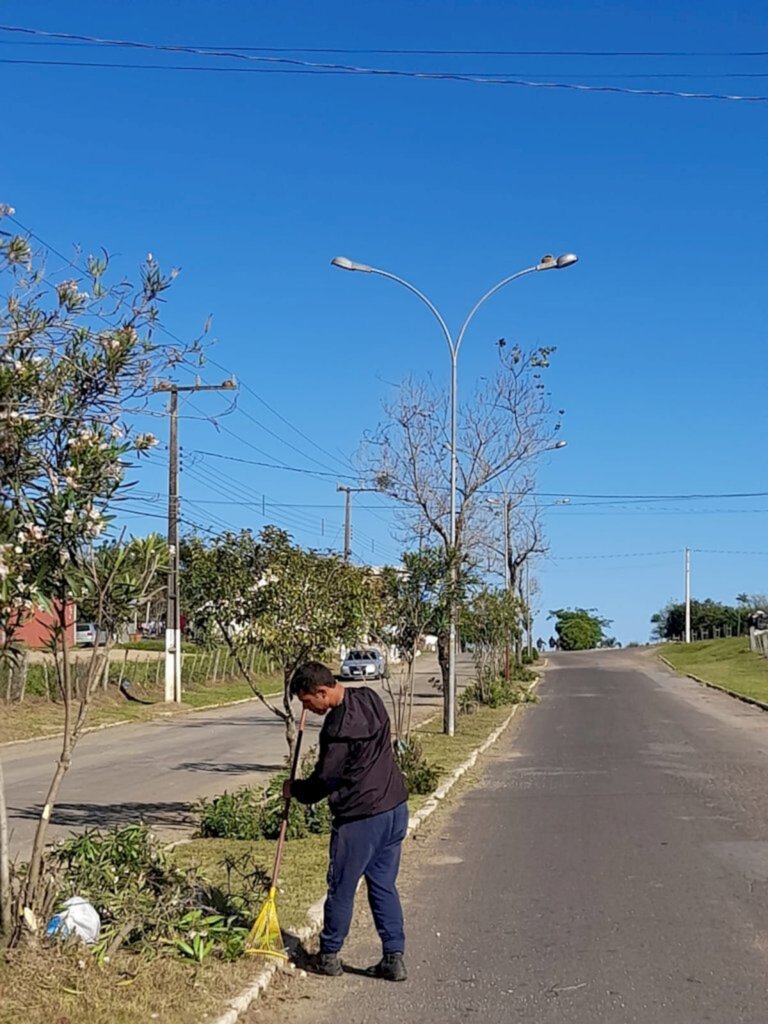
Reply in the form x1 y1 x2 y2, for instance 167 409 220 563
331 252 578 736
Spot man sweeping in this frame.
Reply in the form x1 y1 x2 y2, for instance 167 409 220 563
283 660 409 982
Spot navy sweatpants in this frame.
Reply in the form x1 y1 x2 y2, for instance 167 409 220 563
320 801 408 955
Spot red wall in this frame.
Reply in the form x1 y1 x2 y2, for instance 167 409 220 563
13 603 76 649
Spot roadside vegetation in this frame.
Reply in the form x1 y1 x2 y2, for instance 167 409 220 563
0 687 533 1024
1 208 558 1020
660 637 768 704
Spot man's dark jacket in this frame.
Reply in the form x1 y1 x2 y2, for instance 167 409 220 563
291 686 408 824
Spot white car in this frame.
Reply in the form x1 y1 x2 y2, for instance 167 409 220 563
340 648 385 681
75 622 109 647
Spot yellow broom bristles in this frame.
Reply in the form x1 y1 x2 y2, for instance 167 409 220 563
245 886 287 959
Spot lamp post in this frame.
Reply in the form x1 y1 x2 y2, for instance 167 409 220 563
331 254 578 735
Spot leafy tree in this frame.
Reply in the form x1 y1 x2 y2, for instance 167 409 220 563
462 587 522 701
377 547 451 742
0 206 200 943
76 533 167 632
549 607 613 651
651 599 742 641
251 528 379 752
180 527 379 756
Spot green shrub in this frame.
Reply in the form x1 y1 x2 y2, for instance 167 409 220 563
51 824 255 962
197 787 264 841
460 677 537 710
458 687 480 714
196 747 332 841
395 738 441 795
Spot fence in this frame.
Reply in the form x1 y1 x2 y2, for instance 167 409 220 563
670 624 744 642
2 645 274 704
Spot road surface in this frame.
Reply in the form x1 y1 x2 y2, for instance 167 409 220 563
255 649 768 1024
2 654 459 857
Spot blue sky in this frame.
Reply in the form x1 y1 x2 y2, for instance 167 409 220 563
3 0 767 642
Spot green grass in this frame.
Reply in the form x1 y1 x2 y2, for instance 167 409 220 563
660 637 768 703
114 638 167 651
0 672 283 745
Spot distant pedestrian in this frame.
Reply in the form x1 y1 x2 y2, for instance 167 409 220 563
548 635 557 651
285 661 409 982
536 637 545 653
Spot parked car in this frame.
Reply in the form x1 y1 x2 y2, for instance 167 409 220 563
340 647 385 681
75 622 109 647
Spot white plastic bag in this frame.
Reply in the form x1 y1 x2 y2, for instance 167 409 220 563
46 896 101 944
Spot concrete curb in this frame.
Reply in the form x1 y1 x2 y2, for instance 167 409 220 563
208 679 539 1024
657 653 768 713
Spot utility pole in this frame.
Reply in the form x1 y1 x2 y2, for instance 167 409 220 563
684 547 691 644
155 377 236 702
525 560 533 659
336 484 381 563
337 485 352 562
502 497 511 682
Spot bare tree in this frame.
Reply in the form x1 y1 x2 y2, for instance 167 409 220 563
0 759 10 943
361 341 562 693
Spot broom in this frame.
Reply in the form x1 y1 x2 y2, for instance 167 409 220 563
245 706 308 958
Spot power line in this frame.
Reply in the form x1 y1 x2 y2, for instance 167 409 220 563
693 548 768 557
205 356 358 476
184 457 402 559
3 36 768 56
548 548 768 560
4 56 768 81
492 488 768 500
191 447 358 480
1 27 765 102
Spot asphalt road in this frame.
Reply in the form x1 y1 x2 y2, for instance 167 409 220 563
2 655 454 858
256 649 768 1024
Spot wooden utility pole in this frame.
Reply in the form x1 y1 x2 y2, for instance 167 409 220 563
155 377 236 702
337 485 352 562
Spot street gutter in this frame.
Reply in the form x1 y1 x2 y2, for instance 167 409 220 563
657 653 768 713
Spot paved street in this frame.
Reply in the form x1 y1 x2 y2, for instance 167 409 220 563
2 654 459 857
257 649 768 1024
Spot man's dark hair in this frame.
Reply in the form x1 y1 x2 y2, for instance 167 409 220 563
290 661 336 696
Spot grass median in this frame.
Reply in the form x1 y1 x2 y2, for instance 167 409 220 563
0 672 283 745
660 637 768 703
0 703 521 1024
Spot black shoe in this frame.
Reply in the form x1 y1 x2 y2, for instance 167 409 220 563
305 951 343 977
365 952 407 982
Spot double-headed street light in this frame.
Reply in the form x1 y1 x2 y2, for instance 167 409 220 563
331 253 578 736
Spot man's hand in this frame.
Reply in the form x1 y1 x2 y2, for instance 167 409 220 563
282 779 292 801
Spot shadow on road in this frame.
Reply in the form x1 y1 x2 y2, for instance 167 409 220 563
173 761 283 774
10 799 195 830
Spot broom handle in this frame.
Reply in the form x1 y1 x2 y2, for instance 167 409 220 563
270 706 307 889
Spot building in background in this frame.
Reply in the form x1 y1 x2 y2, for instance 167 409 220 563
9 602 76 649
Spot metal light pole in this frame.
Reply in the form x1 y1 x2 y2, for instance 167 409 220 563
331 253 578 736
487 492 512 681
525 560 533 660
